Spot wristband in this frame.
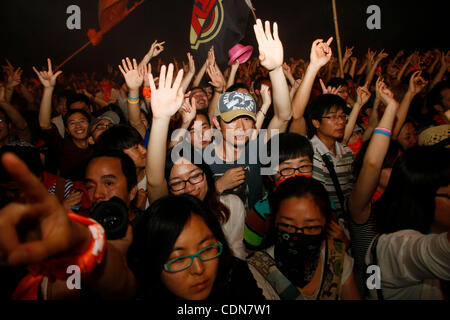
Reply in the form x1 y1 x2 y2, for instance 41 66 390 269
28 213 106 281
373 130 391 138
143 87 151 98
128 96 139 101
374 126 392 134
214 88 224 94
128 99 140 104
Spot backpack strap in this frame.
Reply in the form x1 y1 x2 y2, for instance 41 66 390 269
318 238 345 300
321 153 347 218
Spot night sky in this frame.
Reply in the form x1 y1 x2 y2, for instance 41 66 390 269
0 0 447 74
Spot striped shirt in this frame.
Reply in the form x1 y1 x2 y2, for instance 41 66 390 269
310 135 354 218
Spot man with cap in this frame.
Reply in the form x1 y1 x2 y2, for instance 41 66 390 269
88 110 121 145
203 19 292 212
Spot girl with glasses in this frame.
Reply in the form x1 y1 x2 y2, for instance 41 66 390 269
247 176 360 300
129 195 264 300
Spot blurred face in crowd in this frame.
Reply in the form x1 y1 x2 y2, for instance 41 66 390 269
89 119 114 143
0 110 10 146
123 143 147 169
313 106 347 141
336 86 349 102
397 122 418 150
66 112 89 141
189 113 212 149
161 214 220 300
191 88 209 110
85 156 136 208
168 158 208 201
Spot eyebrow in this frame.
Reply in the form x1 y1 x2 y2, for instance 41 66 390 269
169 168 201 181
281 159 310 165
172 235 215 252
101 174 117 180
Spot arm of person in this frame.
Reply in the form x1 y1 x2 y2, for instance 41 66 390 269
396 52 415 82
138 40 165 71
206 54 226 122
33 59 62 130
429 50 450 91
252 19 292 138
365 49 388 86
146 64 185 204
180 52 196 94
340 46 353 77
426 49 441 75
343 85 371 144
348 78 399 224
255 84 271 132
290 38 333 135
0 96 31 142
226 60 240 89
4 66 22 103
392 71 428 138
282 62 296 86
119 58 146 138
349 57 357 79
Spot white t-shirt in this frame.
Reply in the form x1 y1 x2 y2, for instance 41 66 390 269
137 175 149 210
219 194 247 261
366 230 450 300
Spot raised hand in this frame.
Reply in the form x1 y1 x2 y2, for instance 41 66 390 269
355 85 371 106
148 40 165 59
6 67 22 88
408 70 428 95
376 49 389 62
319 78 341 95
187 52 196 74
0 153 86 266
310 38 333 69
139 63 152 88
215 167 246 194
179 93 197 125
376 77 396 106
148 64 184 120
119 58 144 91
253 19 283 71
282 62 292 75
32 58 62 88
344 46 354 60
206 62 226 90
260 83 272 107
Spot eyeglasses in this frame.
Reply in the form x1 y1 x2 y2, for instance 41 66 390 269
321 114 348 122
277 164 313 177
436 193 450 199
164 243 223 273
277 222 324 235
168 172 205 192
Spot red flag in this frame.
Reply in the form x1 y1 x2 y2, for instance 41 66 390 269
88 0 143 46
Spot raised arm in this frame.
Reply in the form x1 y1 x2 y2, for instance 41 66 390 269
180 52 196 93
253 19 291 135
205 48 226 121
226 60 240 89
290 38 333 135
138 40 165 70
343 85 371 144
365 49 388 86
348 78 399 224
0 87 31 142
429 50 450 91
118 57 145 138
33 59 63 130
255 84 272 133
146 64 184 204
392 71 428 138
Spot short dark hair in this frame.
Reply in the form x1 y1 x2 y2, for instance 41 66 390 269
86 150 137 191
374 146 450 234
305 94 347 138
94 124 143 152
63 108 91 128
66 93 91 110
226 83 251 93
129 194 233 299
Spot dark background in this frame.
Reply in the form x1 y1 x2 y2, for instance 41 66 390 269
0 0 447 73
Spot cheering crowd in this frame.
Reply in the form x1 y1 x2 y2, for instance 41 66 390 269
0 18 449 301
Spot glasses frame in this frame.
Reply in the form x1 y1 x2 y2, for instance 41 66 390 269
164 243 223 273
321 114 348 122
277 165 313 177
168 171 205 192
277 222 324 235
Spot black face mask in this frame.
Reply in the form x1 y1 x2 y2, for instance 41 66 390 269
274 228 324 288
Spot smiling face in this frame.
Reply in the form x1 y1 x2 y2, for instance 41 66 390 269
169 158 208 201
66 112 89 141
191 89 209 110
160 214 220 300
217 116 255 147
189 113 212 149
123 143 147 169
273 155 313 183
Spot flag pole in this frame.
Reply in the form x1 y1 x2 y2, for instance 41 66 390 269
331 0 344 78
55 0 145 71
55 41 91 71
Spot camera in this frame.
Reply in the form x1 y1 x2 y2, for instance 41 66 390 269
90 197 129 240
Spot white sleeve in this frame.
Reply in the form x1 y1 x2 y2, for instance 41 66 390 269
220 194 247 260
372 230 450 284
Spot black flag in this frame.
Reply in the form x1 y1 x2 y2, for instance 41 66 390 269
190 0 250 72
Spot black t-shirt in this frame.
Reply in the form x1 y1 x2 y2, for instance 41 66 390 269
204 135 264 213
